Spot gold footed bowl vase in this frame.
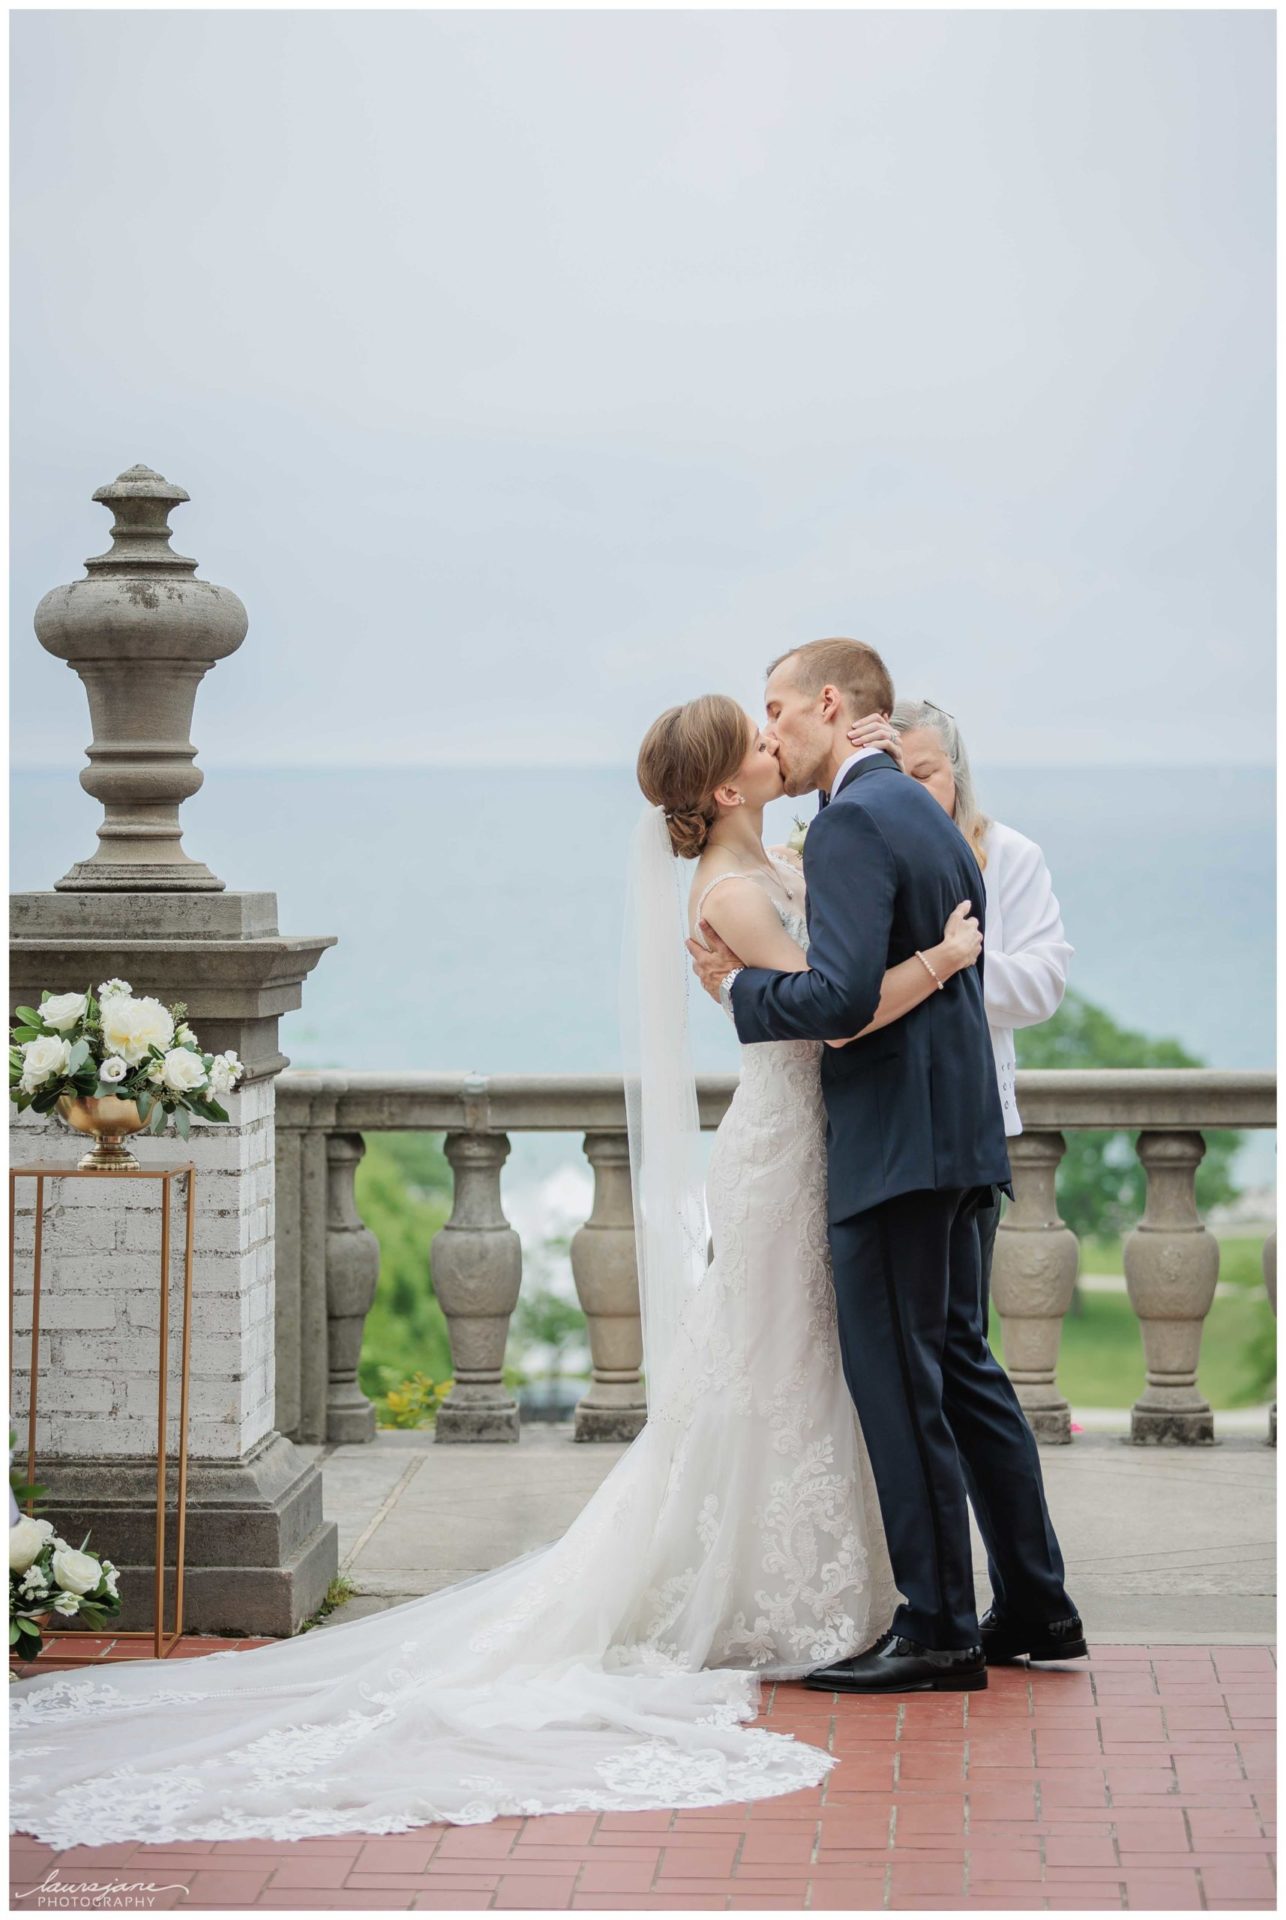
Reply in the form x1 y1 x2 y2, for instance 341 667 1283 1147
56 1094 150 1172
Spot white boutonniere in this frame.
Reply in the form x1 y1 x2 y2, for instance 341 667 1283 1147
786 815 809 857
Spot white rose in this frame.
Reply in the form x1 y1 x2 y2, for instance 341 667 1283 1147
208 1057 237 1096
97 978 132 1002
100 995 174 1067
19 1035 71 1091
160 1048 207 1094
52 1591 80 1616
9 1515 55 1573
98 1056 129 1085
51 1544 102 1595
40 992 88 1034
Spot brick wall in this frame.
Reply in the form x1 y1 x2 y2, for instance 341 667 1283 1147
11 1077 277 1462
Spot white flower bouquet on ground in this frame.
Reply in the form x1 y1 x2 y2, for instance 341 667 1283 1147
9 980 244 1144
10 1513 122 1661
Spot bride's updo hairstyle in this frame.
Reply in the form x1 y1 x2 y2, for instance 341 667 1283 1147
637 694 751 860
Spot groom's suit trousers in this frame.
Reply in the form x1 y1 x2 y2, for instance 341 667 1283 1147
829 1185 1071 1650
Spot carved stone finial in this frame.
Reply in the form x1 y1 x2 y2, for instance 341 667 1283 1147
86 464 195 574
34 464 248 891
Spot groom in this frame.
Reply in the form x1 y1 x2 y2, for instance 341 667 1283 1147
689 638 1083 1693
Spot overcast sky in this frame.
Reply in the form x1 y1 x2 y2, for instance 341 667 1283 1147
10 9 1274 771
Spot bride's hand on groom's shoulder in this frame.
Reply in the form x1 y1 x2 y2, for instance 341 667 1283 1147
846 712 904 769
941 900 983 972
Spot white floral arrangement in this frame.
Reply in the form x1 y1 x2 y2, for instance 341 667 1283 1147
785 816 810 857
9 979 244 1141
10 1514 122 1660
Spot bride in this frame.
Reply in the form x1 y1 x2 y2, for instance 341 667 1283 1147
9 694 982 1850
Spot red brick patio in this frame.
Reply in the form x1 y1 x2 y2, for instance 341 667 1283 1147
9 1641 1275 1910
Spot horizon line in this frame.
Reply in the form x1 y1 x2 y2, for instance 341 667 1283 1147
11 758 1278 776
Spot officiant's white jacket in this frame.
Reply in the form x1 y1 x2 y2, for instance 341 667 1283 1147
981 819 1072 1137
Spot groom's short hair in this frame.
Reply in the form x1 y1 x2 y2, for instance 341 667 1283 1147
767 637 895 716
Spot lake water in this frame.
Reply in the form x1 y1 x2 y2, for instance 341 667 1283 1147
11 763 1276 1197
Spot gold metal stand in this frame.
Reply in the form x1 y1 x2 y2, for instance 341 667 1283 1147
9 1162 197 1663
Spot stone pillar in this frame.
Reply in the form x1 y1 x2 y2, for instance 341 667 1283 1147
431 1132 521 1442
272 1094 330 1446
990 1130 1080 1443
1262 1230 1276 1447
10 464 339 1635
1123 1130 1219 1444
324 1133 380 1443
569 1131 646 1442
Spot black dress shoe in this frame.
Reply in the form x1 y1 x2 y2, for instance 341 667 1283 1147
980 1606 1088 1665
804 1630 986 1694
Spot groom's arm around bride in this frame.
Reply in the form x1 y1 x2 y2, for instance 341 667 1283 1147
722 735 1013 1225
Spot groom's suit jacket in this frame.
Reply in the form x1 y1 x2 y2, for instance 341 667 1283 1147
731 751 1012 1222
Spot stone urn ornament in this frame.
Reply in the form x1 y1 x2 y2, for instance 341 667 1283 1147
33 464 248 892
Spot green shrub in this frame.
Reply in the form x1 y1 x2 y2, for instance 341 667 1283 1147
356 1133 454 1408
1015 990 1242 1241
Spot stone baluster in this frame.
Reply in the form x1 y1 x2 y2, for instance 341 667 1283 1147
431 1133 521 1442
1123 1131 1219 1444
324 1133 381 1443
569 1131 646 1441
989 1131 1080 1442
1262 1230 1276 1447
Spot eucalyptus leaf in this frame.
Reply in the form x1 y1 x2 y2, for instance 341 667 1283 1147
67 1038 90 1072
136 1089 153 1119
175 1106 191 1140
149 1103 169 1134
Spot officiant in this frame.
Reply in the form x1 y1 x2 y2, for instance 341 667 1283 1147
857 699 1074 1330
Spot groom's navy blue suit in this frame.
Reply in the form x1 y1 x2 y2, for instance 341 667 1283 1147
731 752 1071 1649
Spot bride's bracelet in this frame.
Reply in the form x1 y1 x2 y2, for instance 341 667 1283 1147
915 949 945 991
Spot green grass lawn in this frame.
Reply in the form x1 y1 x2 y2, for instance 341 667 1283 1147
1081 1235 1269 1291
990 1237 1276 1410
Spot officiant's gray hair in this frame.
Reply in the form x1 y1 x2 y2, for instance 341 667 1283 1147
891 698 992 872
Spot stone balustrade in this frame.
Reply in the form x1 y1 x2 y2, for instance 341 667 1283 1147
274 1068 1276 1450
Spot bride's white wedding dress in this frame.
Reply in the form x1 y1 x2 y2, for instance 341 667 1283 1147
9 855 894 1850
